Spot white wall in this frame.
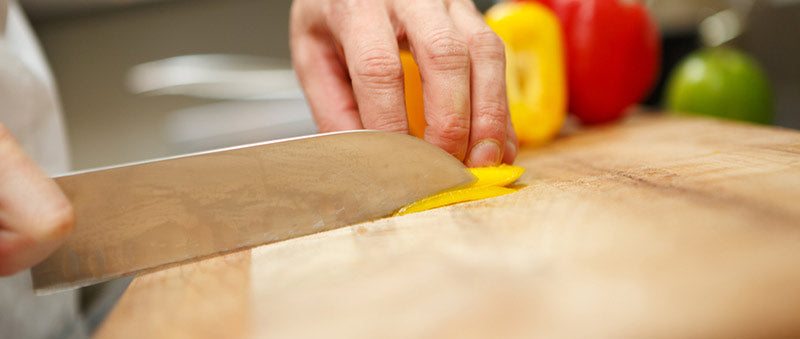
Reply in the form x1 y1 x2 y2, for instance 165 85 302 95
32 0 295 170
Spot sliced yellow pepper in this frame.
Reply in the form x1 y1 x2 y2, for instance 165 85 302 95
486 2 567 146
468 164 526 188
394 164 525 216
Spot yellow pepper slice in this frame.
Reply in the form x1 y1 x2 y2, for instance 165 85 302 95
468 164 526 188
486 2 567 146
394 165 525 216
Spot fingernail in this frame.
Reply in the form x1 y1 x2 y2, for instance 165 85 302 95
467 139 502 167
503 139 517 164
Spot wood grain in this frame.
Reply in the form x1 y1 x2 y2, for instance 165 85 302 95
95 114 800 339
95 249 251 338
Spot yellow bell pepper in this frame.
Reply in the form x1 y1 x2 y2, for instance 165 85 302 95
486 1 567 145
394 165 525 216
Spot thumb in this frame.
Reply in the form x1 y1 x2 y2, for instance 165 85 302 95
0 123 74 276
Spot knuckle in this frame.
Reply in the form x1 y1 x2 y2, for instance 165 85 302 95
422 28 470 71
475 100 508 128
430 112 470 146
469 27 506 61
353 48 404 88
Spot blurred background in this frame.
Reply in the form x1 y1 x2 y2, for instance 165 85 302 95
21 0 800 171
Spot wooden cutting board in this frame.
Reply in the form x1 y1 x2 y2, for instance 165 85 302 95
95 114 800 339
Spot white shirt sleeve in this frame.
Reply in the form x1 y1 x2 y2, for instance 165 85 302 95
0 6 84 339
0 0 70 175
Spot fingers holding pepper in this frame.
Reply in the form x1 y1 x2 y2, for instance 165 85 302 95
290 0 515 166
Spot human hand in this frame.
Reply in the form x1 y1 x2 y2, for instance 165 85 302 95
290 0 518 167
0 123 75 276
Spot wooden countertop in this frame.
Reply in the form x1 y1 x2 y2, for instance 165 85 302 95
95 114 800 339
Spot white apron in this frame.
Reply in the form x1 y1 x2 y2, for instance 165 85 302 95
0 1 85 338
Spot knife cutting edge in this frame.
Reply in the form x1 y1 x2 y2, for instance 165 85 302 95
31 130 474 294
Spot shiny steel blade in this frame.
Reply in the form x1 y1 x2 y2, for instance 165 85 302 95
31 131 473 294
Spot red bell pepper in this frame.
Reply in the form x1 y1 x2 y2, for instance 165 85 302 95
518 0 661 124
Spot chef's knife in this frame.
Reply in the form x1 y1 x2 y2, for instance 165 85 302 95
31 130 474 294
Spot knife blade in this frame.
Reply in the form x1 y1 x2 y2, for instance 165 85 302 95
31 130 474 294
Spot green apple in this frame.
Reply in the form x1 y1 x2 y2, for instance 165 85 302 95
665 47 773 124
